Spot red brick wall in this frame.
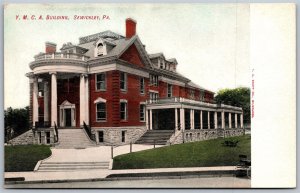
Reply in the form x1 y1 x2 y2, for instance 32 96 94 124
159 81 168 98
57 77 80 127
120 44 144 68
90 71 148 128
45 45 56 54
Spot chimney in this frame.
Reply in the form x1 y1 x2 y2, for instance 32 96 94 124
126 18 136 39
45 42 57 54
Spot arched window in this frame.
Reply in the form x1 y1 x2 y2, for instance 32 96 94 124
97 43 104 56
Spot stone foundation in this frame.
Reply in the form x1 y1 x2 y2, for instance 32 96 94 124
92 127 147 146
182 128 245 143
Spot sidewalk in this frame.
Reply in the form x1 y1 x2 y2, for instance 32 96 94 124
4 166 237 183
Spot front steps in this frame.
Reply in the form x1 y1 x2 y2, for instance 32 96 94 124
37 161 109 172
135 130 174 145
55 128 96 149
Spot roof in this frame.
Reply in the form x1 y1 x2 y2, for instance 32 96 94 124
167 58 178 64
187 81 215 94
78 30 124 44
148 53 164 59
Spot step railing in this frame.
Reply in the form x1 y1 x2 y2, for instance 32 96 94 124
54 122 59 143
83 121 96 141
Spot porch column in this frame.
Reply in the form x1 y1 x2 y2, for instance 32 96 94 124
190 109 194 130
240 114 244 128
175 108 178 131
229 113 232 128
235 113 238 128
200 110 203 129
85 75 89 125
50 72 57 127
221 111 225 129
80 74 86 126
180 108 185 131
145 108 149 130
149 109 153 130
44 81 49 123
32 77 39 127
214 112 218 129
207 111 210 129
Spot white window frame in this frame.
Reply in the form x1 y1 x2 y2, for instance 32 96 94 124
140 77 145 95
139 104 146 122
96 102 106 122
120 72 127 91
120 100 128 121
167 84 173 98
95 73 106 91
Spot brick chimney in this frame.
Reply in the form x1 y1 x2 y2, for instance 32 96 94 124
126 18 136 39
45 42 57 53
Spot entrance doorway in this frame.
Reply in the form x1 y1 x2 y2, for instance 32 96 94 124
59 100 76 127
65 109 72 127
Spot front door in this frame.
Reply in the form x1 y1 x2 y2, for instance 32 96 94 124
65 109 72 127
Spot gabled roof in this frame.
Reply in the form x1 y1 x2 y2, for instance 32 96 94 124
78 30 124 44
167 58 178 64
148 53 165 59
187 81 215 94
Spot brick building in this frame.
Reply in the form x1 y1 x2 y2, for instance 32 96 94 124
26 18 244 146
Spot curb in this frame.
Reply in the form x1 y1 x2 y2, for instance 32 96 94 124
4 170 241 185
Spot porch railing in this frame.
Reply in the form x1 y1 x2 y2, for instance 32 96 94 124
34 52 90 61
83 121 95 142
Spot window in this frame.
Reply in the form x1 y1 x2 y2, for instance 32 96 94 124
150 92 159 102
120 102 127 120
98 131 104 143
140 78 145 94
96 102 106 121
120 72 127 91
46 132 51 144
121 131 126 143
96 73 106 91
97 43 103 56
190 89 195 99
150 75 158 86
200 90 205 101
167 84 172 98
38 132 42 144
140 104 145 121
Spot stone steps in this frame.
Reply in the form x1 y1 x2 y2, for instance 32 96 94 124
135 130 174 145
38 162 109 172
55 128 96 149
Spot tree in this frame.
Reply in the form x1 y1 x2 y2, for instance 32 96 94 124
215 87 250 125
4 106 30 142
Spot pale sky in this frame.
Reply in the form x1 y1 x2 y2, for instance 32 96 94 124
4 4 250 109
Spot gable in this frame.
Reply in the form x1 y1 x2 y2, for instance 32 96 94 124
119 44 145 68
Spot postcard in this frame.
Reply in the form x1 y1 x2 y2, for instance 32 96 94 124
3 3 296 188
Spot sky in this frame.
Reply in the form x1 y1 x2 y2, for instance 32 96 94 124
4 4 250 109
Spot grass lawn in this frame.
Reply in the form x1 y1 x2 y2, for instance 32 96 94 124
113 134 250 170
5 145 52 172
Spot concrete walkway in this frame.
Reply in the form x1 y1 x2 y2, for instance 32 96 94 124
43 144 162 162
5 166 237 182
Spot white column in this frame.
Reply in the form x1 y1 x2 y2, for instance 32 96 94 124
175 108 178 131
145 108 149 130
240 114 244 128
85 75 89 125
33 77 39 127
80 74 86 126
44 81 49 123
50 72 57 127
221 111 225 129
180 108 185 131
214 112 218 129
229 113 232 128
200 110 203 129
149 109 153 130
190 109 194 130
235 113 238 128
207 111 210 129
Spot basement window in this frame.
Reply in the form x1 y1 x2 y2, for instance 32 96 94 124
121 131 126 143
98 131 104 143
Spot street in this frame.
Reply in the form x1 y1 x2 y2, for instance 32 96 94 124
5 177 251 188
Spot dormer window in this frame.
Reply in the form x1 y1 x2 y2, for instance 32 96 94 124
97 43 104 56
